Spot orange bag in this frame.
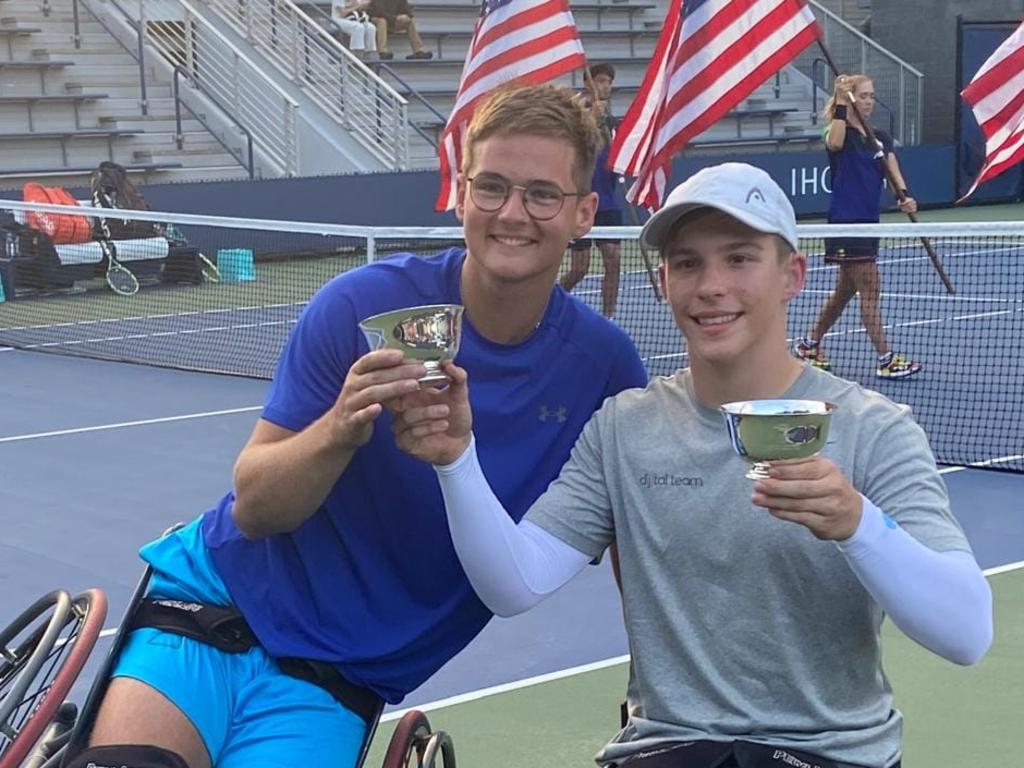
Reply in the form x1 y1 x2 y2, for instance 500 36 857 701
23 182 93 245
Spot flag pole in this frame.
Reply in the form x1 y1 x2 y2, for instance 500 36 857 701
624 199 662 302
582 62 662 301
815 42 955 294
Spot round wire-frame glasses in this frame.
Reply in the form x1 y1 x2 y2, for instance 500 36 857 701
467 173 581 221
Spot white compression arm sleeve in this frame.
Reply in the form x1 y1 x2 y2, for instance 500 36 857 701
837 497 993 665
433 436 591 617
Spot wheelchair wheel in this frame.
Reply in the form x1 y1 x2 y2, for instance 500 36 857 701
381 710 455 768
0 590 107 768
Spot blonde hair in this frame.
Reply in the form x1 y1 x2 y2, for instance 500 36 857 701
462 82 602 194
822 74 873 122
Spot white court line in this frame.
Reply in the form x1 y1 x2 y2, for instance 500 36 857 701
380 655 632 721
984 560 1024 577
0 406 262 443
87 560 1024 719
800 288 1022 305
383 559 1024 719
0 302 307 334
939 453 1024 474
8 319 295 352
641 303 1022 364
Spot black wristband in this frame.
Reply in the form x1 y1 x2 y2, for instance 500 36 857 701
833 104 848 120
899 188 909 197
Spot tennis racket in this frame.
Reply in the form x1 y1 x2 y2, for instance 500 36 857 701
198 252 221 283
101 242 139 296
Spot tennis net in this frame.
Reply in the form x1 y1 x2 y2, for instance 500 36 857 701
1 200 1021 472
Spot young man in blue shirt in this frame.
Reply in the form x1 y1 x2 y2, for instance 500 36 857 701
69 83 647 768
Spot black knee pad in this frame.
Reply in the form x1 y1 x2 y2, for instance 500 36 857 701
64 744 191 768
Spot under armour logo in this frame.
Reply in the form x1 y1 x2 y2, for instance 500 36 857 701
539 405 567 423
746 187 766 204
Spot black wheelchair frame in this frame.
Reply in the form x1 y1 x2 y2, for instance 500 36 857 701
1 536 455 768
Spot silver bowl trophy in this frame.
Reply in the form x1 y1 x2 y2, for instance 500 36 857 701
359 304 464 387
720 399 837 480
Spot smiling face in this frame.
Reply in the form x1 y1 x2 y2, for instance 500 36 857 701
659 208 805 373
456 133 597 290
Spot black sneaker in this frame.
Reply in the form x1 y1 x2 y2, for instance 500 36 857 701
406 49 434 59
378 51 394 60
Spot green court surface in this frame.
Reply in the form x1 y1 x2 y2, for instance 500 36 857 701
368 568 1022 767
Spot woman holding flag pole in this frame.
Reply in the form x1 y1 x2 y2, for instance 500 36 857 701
794 72 925 380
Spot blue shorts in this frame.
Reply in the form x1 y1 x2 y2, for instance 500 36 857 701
112 519 368 768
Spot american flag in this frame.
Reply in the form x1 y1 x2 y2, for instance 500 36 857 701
959 19 1024 201
609 0 819 209
434 0 586 211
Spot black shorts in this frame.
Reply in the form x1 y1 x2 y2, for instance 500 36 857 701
614 739 900 768
571 209 623 250
824 236 880 264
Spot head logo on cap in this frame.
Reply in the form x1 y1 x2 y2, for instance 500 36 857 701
639 162 799 252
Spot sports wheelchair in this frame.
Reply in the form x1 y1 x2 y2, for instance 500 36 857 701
1 569 455 768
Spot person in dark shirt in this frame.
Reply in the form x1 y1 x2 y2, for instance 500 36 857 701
794 74 922 379
561 63 624 318
366 0 433 59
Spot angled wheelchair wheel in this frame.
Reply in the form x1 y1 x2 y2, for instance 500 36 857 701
380 710 455 768
0 589 107 768
417 730 455 768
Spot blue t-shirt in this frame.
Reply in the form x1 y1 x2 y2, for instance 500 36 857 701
198 247 647 702
827 127 895 223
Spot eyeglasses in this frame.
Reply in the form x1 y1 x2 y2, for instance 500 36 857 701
466 173 581 221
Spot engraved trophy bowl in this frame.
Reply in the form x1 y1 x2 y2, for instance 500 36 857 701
359 304 464 387
720 399 837 480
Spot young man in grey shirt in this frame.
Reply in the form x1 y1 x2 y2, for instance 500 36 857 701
389 162 993 768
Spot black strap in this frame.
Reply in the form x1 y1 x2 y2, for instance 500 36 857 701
130 598 258 654
617 740 899 768
130 598 382 725
277 657 383 726
735 742 900 768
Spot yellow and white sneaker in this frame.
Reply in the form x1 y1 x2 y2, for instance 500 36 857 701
793 337 832 372
876 352 922 379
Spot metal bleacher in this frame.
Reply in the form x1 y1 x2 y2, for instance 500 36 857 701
0 0 250 191
0 0 920 185
299 0 831 167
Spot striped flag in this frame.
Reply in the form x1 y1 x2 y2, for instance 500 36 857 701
959 19 1024 201
608 0 819 210
434 0 586 211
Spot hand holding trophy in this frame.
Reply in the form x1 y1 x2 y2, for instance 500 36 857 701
359 304 464 387
720 400 837 480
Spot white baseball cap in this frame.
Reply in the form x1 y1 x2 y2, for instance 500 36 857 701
639 163 798 252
